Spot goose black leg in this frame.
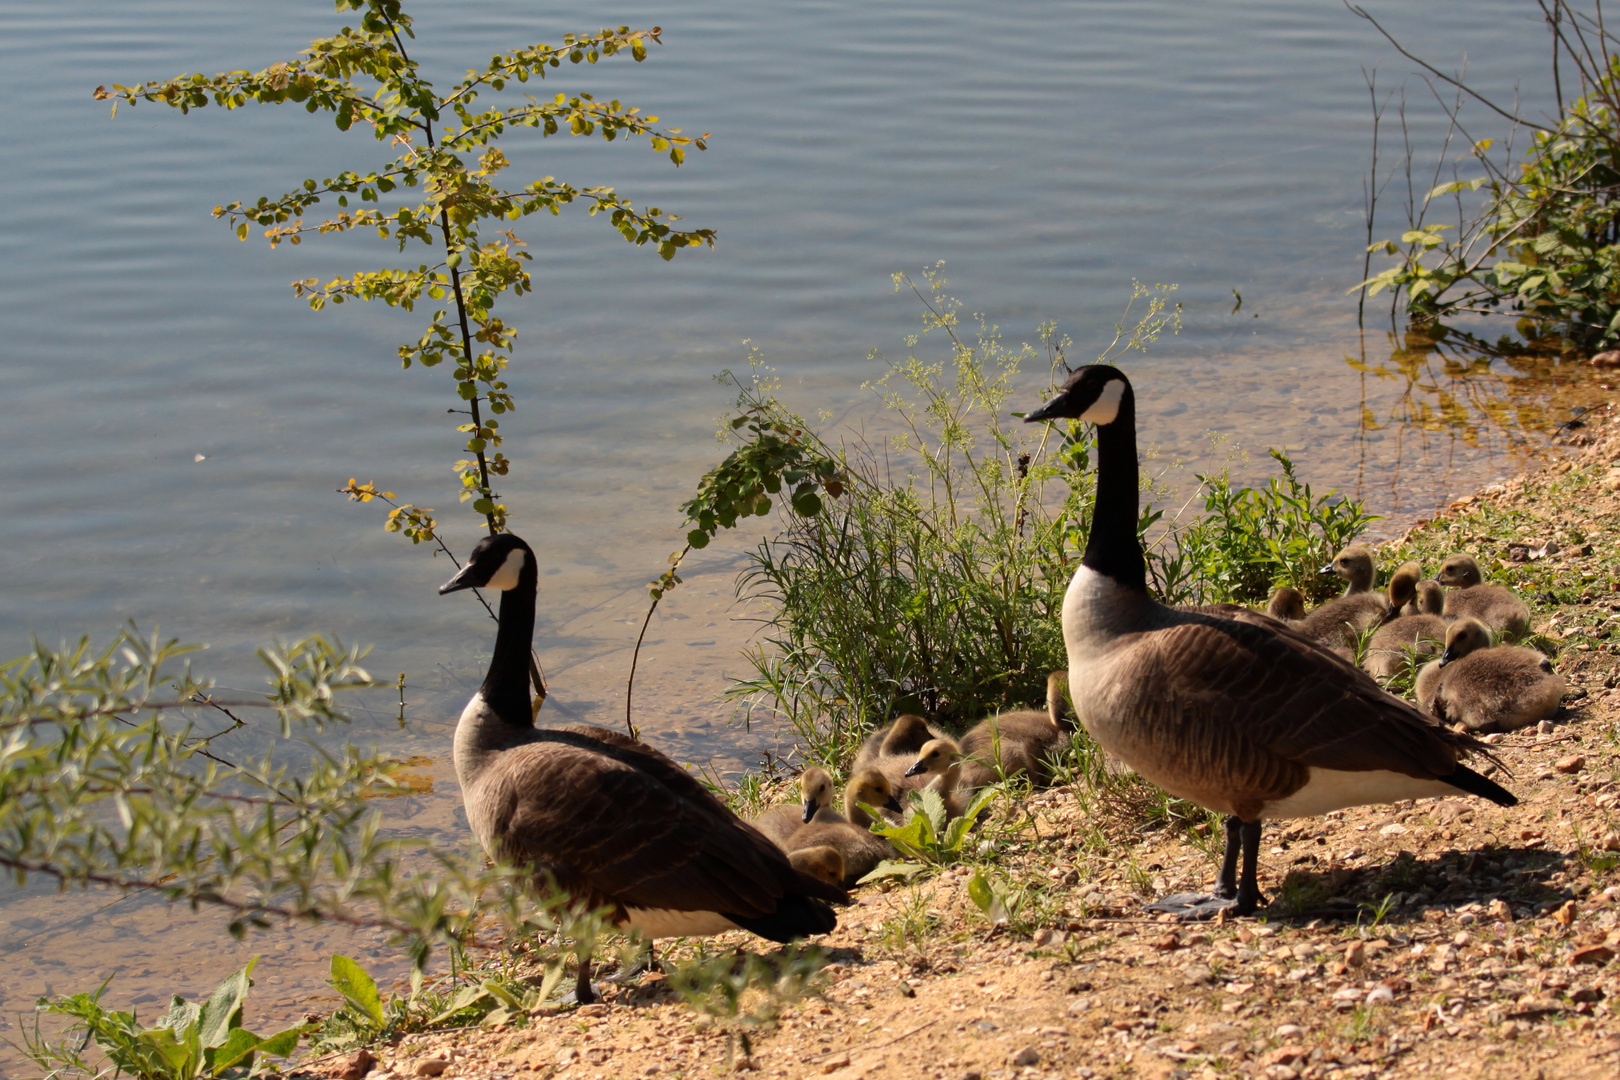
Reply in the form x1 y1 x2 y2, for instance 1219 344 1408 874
1144 816 1265 921
573 956 596 1005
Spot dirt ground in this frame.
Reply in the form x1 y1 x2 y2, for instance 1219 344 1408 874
314 401 1620 1080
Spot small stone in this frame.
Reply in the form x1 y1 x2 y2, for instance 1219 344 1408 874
1344 941 1365 967
575 1003 608 1017
1365 986 1394 1005
1556 755 1586 775
897 980 915 998
330 1050 376 1080
1378 823 1409 836
1571 944 1616 966
1275 1024 1303 1038
1591 350 1620 368
1032 927 1055 947
1009 1047 1040 1067
962 1072 983 1080
1153 932 1180 951
1538 719 1558 735
1488 898 1515 922
819 1054 851 1074
412 1059 449 1079
1179 964 1216 987
1552 900 1578 927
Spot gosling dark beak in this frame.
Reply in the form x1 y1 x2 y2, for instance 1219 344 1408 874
1439 647 1459 667
1319 562 1336 575
439 563 481 595
801 801 818 824
903 761 927 778
884 793 904 814
1022 394 1066 423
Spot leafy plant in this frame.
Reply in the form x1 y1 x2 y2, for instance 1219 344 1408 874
966 867 1030 929
1353 1 1620 348
663 945 827 1066
861 787 1000 881
714 272 1178 761
96 0 714 542
1158 449 1379 607
29 959 303 1080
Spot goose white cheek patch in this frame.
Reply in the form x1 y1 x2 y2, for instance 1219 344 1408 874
483 549 527 592
1079 379 1125 424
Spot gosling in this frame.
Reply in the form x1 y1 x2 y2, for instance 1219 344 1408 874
1416 617 1564 733
784 769 904 886
750 767 834 846
1435 554 1531 639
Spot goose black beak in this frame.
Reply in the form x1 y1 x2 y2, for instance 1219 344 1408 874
1439 647 1459 667
439 563 482 595
801 801 818 824
1022 394 1066 423
1318 562 1336 575
903 760 927 778
884 793 904 814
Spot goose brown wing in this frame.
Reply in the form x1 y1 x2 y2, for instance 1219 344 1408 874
1145 610 1480 780
485 736 846 917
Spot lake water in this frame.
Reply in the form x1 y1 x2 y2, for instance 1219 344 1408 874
0 0 1600 1060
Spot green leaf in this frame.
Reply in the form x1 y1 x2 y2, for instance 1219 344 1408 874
196 957 257 1049
856 859 928 884
328 955 385 1031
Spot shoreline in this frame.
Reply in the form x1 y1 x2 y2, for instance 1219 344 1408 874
303 396 1620 1080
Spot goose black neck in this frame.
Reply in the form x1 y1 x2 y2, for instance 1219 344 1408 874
481 569 537 728
1083 385 1147 593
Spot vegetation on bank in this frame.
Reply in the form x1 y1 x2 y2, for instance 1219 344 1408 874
1355 0 1620 350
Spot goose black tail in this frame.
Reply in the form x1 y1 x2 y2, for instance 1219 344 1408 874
1445 763 1517 807
727 895 839 942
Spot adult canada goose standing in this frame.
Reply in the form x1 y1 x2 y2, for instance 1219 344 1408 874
1435 554 1532 639
1022 366 1515 918
440 533 846 1002
1415 618 1565 733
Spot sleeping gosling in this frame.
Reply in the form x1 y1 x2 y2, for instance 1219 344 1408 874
1415 617 1564 733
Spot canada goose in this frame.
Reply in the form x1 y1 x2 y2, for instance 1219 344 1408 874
750 767 835 846
1324 544 1377 596
1294 553 1409 657
1362 564 1446 680
1435 554 1532 638
1022 366 1515 919
1400 577 1445 618
788 846 846 888
900 737 973 818
1266 587 1305 622
852 713 948 796
440 532 846 1002
948 670 1073 790
785 768 904 885
1415 618 1564 733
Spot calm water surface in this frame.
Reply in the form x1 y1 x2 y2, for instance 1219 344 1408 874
0 0 1597 1057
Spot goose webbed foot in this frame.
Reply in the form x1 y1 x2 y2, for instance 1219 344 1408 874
1143 888 1263 921
1145 816 1264 920
610 944 662 983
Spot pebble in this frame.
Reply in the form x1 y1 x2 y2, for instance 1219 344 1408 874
1009 1047 1040 1067
1552 900 1578 927
1556 755 1586 774
330 1049 375 1080
1572 944 1617 966
1275 1024 1303 1038
412 1059 449 1078
1538 720 1558 735
1344 941 1365 967
1366 986 1395 1006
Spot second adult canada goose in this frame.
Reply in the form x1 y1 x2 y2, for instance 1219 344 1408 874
750 767 835 846
1022 365 1515 919
785 769 903 886
1435 554 1532 638
1415 618 1565 733
440 532 846 1002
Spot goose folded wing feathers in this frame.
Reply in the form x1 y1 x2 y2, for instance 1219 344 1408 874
1126 615 1482 784
486 730 845 918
